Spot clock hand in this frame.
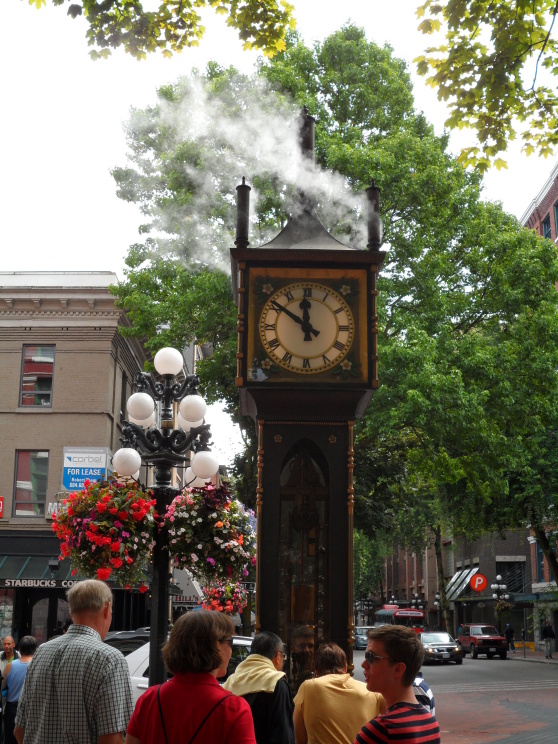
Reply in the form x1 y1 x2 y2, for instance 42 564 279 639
270 300 320 338
299 298 315 341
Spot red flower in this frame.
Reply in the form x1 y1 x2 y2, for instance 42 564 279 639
118 511 128 521
109 508 118 515
110 557 124 568
132 510 146 521
111 542 121 553
139 584 148 593
96 502 107 513
96 567 111 581
67 507 74 516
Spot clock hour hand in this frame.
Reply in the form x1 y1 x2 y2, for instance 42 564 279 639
270 300 320 339
299 298 315 341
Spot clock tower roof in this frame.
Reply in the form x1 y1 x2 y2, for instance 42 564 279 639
254 207 353 252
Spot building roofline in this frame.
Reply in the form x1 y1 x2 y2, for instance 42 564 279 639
520 161 558 225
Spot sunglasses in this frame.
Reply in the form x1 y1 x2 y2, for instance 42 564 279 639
364 650 393 664
220 637 234 647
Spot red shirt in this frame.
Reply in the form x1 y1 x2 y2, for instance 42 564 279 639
127 672 256 744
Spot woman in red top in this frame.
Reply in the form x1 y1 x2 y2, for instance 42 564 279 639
125 611 256 744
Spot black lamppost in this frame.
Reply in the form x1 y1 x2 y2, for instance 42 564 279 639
491 574 509 632
113 347 219 685
434 592 442 630
411 593 423 610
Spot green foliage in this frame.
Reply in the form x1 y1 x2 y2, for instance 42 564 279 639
353 528 390 600
112 24 558 575
32 0 295 60
415 0 558 169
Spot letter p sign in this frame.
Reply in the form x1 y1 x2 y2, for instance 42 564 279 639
470 573 487 592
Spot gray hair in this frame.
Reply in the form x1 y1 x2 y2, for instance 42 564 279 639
67 580 112 614
250 631 283 660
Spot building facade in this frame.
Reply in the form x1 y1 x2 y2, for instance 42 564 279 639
521 161 558 241
0 272 149 642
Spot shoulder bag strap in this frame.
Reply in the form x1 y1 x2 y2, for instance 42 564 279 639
187 692 231 744
157 684 170 744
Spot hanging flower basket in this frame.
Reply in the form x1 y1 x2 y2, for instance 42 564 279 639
201 580 249 616
52 477 157 589
164 483 256 585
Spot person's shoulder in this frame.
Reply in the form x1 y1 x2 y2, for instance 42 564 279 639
222 690 252 713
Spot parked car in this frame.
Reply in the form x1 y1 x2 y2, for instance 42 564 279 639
418 632 463 665
354 626 372 650
105 628 151 656
457 624 507 660
126 635 252 705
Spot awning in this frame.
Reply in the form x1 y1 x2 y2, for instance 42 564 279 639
445 568 479 601
0 556 75 588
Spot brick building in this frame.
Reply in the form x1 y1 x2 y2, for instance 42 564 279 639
521 161 558 240
0 272 149 642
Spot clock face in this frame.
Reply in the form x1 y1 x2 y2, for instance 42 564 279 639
259 282 355 374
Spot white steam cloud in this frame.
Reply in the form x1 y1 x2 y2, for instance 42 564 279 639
125 73 369 272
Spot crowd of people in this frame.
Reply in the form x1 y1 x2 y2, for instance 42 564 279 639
15 578 558 742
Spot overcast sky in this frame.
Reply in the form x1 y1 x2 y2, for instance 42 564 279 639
2 0 554 279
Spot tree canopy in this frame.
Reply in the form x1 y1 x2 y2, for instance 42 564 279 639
112 25 558 583
415 0 558 170
27 0 295 59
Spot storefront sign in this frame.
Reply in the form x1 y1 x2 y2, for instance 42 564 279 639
0 496 3 518
0 579 78 589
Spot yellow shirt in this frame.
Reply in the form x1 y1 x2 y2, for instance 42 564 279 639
294 673 386 744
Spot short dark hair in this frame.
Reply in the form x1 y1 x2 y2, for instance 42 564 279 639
18 636 38 656
251 631 283 660
314 643 346 676
367 625 424 686
162 610 234 674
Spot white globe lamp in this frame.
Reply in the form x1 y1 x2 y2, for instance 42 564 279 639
128 412 156 429
191 450 219 479
113 448 142 477
154 347 184 377
185 467 208 488
177 413 204 432
127 392 155 420
179 395 207 423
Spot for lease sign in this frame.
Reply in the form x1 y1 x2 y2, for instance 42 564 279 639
62 447 111 491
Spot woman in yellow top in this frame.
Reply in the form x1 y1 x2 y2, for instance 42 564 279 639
293 642 386 744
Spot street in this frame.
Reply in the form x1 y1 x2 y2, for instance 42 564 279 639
353 651 558 743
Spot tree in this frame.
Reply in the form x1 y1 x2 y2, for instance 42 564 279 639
112 26 558 585
415 0 558 170
27 0 295 59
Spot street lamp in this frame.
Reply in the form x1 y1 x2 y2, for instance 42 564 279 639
411 593 423 610
434 592 442 629
491 575 510 601
113 347 219 685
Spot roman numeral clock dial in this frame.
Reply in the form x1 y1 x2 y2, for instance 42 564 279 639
258 282 355 374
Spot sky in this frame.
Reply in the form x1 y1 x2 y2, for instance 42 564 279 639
2 0 556 461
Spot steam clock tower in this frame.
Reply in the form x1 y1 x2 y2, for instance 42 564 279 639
230 111 384 681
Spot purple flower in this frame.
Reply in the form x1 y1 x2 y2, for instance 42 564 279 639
207 557 216 566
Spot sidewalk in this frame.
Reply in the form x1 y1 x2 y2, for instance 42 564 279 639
507 647 558 664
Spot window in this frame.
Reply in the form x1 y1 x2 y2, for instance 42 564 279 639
13 450 49 517
542 214 551 239
20 346 55 407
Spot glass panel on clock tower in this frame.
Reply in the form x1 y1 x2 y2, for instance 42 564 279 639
278 440 329 694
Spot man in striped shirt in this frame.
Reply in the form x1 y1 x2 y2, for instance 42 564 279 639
355 626 440 744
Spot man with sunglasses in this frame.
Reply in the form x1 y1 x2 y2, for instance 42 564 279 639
355 626 440 744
